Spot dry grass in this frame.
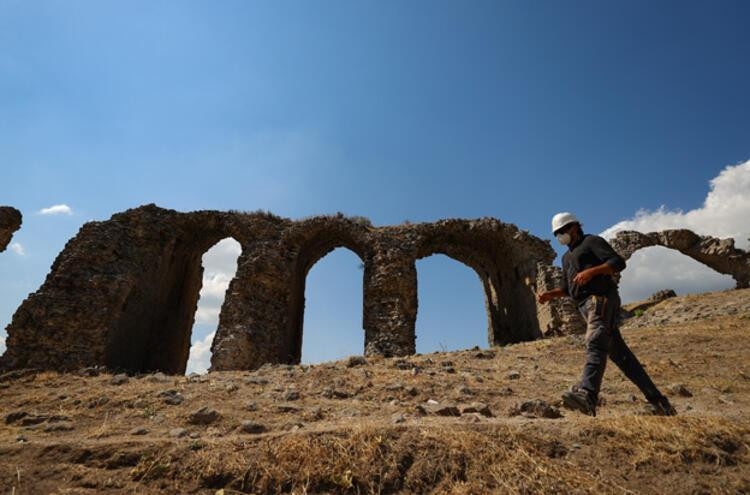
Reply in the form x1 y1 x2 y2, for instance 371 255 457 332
165 425 618 494
1 289 750 494
148 416 749 494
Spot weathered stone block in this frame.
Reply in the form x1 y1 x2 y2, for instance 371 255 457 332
0 206 22 253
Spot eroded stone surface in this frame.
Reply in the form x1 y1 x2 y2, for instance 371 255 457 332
1 204 554 374
535 264 586 336
0 206 22 253
611 229 750 289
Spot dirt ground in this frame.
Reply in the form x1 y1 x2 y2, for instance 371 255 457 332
1 288 749 494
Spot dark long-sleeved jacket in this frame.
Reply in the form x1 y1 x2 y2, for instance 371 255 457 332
561 234 626 304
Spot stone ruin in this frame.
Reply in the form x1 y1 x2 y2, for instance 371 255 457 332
610 229 750 289
535 264 586 336
4 204 747 375
536 228 750 336
0 207 22 253
1 205 555 374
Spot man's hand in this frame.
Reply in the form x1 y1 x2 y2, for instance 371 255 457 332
573 268 596 286
537 288 566 304
573 263 616 286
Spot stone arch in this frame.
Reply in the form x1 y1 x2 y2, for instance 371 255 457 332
414 220 546 346
105 230 243 374
299 247 367 363
285 217 372 363
415 234 506 346
2 206 555 373
414 253 489 352
617 245 736 302
610 229 750 289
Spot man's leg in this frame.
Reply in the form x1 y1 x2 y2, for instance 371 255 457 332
578 295 612 402
607 295 676 415
563 295 611 415
608 328 662 401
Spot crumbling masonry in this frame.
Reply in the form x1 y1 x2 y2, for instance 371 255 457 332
610 229 750 289
534 263 586 336
0 207 22 253
6 204 745 374
1 205 555 374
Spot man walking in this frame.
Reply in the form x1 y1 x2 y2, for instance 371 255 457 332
537 212 676 417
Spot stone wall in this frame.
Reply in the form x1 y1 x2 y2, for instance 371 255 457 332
0 207 22 253
1 205 555 373
535 263 586 336
610 229 750 289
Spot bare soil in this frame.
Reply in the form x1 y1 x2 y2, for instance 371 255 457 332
2 289 749 494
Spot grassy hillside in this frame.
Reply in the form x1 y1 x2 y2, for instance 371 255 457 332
2 289 749 494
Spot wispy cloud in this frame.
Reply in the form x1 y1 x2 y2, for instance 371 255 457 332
195 306 221 324
10 242 25 256
185 331 214 374
185 238 241 373
601 159 750 302
192 238 241 325
39 204 73 215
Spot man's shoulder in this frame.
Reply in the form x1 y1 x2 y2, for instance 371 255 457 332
582 234 609 245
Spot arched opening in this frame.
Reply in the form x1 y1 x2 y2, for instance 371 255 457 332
619 246 735 303
414 230 541 348
415 254 489 354
185 238 241 374
103 235 241 375
285 222 368 364
299 247 365 364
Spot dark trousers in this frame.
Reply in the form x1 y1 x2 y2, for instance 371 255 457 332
577 290 663 402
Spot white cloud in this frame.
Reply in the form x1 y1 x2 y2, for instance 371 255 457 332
10 242 25 256
200 272 236 300
194 306 221 324
39 204 73 215
601 159 750 302
616 247 735 302
201 238 242 275
185 238 241 373
192 238 241 325
0 334 5 355
185 331 215 374
602 160 750 249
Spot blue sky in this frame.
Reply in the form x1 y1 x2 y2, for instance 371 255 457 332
1 1 749 371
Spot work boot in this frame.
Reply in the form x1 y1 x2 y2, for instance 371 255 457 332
643 396 677 416
561 386 596 417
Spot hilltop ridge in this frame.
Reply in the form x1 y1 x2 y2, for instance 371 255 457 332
1 288 749 493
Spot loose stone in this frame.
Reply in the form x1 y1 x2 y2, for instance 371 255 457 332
239 421 267 434
169 428 188 438
346 355 368 367
668 383 693 397
187 407 221 425
508 399 562 419
110 374 129 386
460 402 493 417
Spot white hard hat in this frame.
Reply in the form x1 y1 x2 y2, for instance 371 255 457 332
551 212 579 234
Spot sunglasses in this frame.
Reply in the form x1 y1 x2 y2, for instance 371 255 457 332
554 223 575 236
